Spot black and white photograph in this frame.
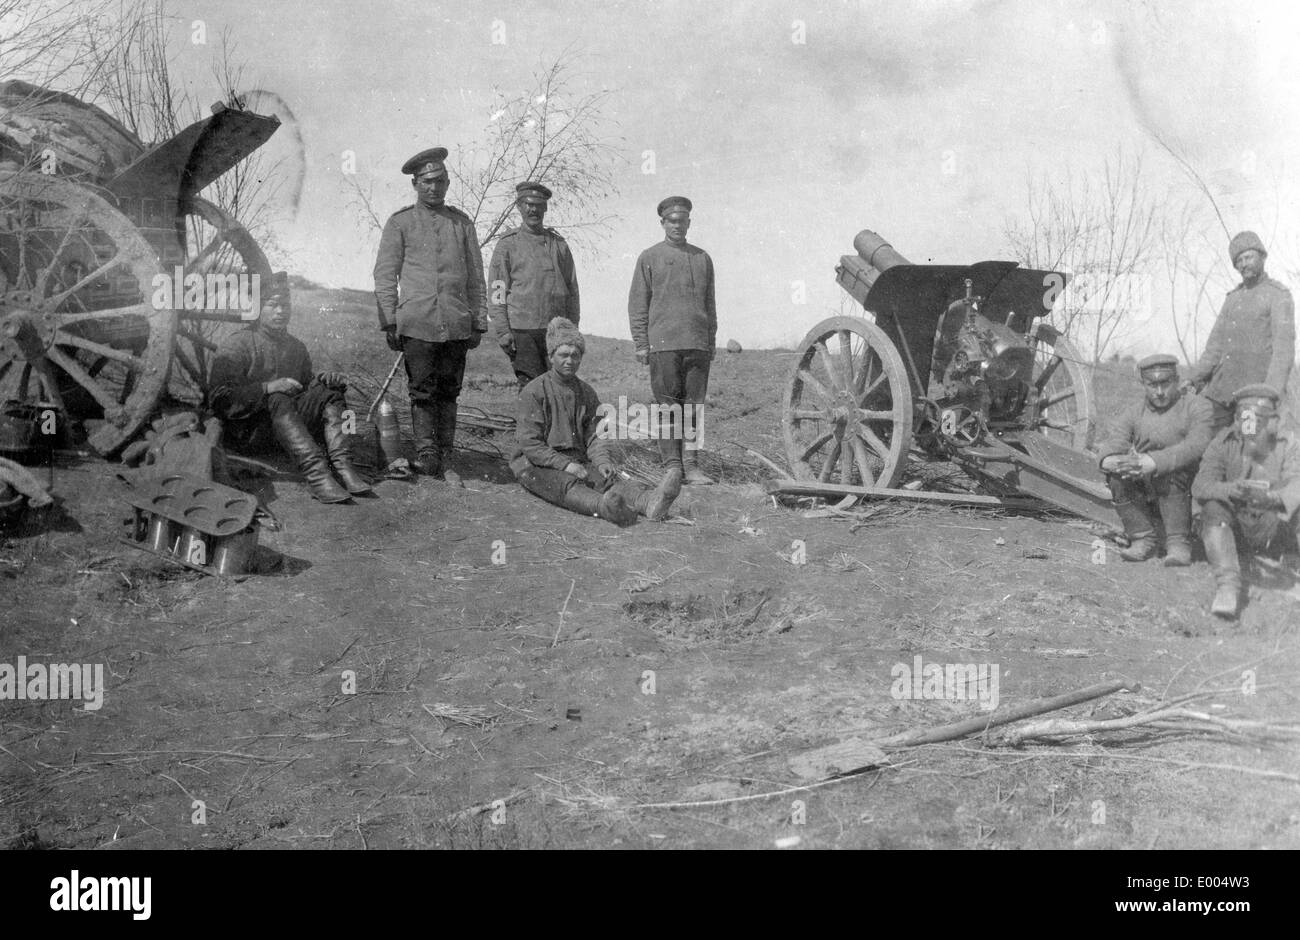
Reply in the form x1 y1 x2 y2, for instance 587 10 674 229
0 0 1296 882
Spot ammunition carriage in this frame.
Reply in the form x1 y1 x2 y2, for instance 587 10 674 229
0 80 279 455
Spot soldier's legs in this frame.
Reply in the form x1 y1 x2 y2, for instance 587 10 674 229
1201 499 1242 618
678 350 713 484
516 463 636 525
649 351 686 472
264 391 350 503
1153 470 1193 566
510 329 548 389
403 338 469 481
1107 475 1157 561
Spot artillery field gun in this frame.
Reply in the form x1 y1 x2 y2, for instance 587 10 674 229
773 229 1121 530
0 80 279 457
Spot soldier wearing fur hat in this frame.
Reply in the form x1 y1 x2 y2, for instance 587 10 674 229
1192 384 1300 618
511 318 683 524
628 196 718 485
373 147 488 484
209 272 370 504
1098 354 1215 565
488 181 581 389
1185 231 1295 431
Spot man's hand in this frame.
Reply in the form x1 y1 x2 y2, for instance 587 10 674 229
498 333 516 356
1135 453 1157 477
563 461 588 480
594 463 618 484
635 349 649 367
1101 454 1144 479
383 326 403 352
316 371 348 389
264 377 302 396
466 330 484 350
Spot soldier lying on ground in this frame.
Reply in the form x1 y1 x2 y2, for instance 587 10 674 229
1192 383 1300 619
511 318 682 525
208 272 370 504
1097 354 1214 565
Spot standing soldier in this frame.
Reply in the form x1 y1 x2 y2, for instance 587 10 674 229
1192 384 1300 618
628 196 718 485
373 147 488 485
489 182 581 389
1185 231 1295 431
1098 354 1215 565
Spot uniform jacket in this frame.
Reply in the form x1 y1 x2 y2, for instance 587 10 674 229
1188 277 1295 405
487 227 580 336
627 240 717 354
1192 426 1300 520
208 326 313 421
1096 392 1215 477
510 370 612 476
373 202 488 342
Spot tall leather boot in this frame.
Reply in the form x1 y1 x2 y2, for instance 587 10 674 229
411 404 441 478
1202 522 1241 618
435 401 462 487
322 400 372 495
683 450 715 486
563 483 637 525
1158 489 1193 567
270 409 351 503
1113 493 1156 561
626 467 683 522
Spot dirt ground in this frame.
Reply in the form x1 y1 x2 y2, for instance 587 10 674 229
2 288 1298 850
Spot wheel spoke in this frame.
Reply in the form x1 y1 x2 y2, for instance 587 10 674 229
849 433 876 487
44 250 143 309
32 203 91 299
837 330 856 392
44 345 120 413
1040 388 1076 409
187 231 233 276
798 431 833 464
53 303 156 324
856 408 896 421
791 407 828 421
55 332 145 371
796 369 835 406
177 327 219 353
818 436 842 483
855 421 892 460
1035 354 1062 390
815 339 848 394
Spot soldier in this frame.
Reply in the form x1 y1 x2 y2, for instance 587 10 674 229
373 147 488 485
1097 354 1214 565
209 272 370 504
512 318 682 524
1185 231 1295 431
1192 384 1300 618
628 196 718 486
489 182 581 389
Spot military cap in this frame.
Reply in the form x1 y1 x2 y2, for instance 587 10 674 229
657 196 693 217
1229 230 1267 264
515 181 552 200
263 270 290 301
1232 383 1281 406
1137 353 1179 375
401 147 448 176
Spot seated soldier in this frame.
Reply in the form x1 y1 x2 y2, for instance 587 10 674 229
1098 354 1214 565
1192 383 1300 618
511 318 682 524
208 272 371 504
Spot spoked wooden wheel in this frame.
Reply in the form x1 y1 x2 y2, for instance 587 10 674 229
0 171 173 455
783 316 914 488
1023 326 1094 450
167 196 272 407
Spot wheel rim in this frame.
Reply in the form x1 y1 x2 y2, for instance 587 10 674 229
1023 330 1094 450
783 315 914 487
166 196 272 407
0 171 173 455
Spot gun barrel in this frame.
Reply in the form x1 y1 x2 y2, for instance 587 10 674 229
853 230 911 273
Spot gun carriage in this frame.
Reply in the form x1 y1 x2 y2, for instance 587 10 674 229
776 229 1121 529
0 80 279 456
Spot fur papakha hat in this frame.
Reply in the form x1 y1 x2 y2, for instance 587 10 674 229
546 317 585 356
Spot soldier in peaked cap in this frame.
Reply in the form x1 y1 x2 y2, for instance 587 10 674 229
1098 354 1215 566
488 181 581 389
1192 383 1300 618
628 195 719 485
373 147 488 485
1185 231 1295 431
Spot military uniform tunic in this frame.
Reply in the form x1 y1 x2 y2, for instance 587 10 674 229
209 326 314 421
1188 277 1295 406
1096 393 1215 477
627 241 717 354
373 203 488 343
488 227 580 337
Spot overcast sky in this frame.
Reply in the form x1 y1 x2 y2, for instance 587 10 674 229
160 0 1299 353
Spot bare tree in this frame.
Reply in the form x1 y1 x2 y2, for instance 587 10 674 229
1004 148 1161 364
348 51 623 258
1156 202 1229 364
0 0 118 92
